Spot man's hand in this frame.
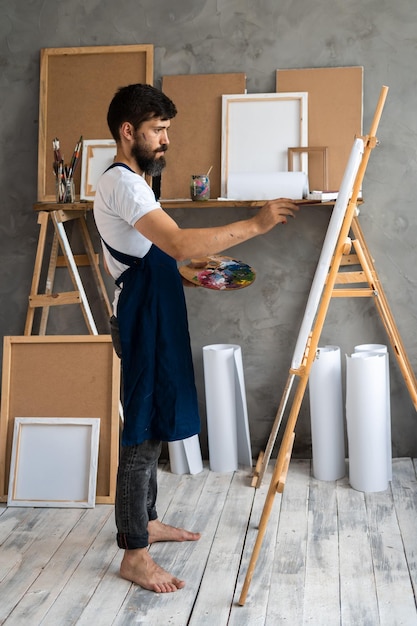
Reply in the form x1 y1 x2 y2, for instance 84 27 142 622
254 198 300 235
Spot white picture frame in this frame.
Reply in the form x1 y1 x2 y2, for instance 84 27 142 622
80 139 117 200
7 417 100 508
221 92 308 198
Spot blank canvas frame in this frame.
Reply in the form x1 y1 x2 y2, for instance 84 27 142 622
80 139 117 200
7 417 100 508
221 92 308 197
0 336 120 504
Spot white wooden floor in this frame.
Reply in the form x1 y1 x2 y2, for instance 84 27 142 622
1 458 417 625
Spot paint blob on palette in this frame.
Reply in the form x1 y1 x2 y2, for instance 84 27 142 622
179 256 256 290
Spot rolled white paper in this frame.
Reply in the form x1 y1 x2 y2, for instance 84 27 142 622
346 352 389 492
309 346 346 481
168 435 203 475
203 344 252 472
354 344 392 481
226 171 309 200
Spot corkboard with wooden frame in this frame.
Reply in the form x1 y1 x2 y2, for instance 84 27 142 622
0 336 121 504
37 44 154 202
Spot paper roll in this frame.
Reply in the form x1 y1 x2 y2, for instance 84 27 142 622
346 352 389 492
168 435 203 475
309 346 346 481
226 171 309 200
203 344 252 472
354 344 392 481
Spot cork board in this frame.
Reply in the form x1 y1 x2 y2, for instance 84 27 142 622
160 73 246 200
276 66 363 190
38 44 154 202
0 336 121 504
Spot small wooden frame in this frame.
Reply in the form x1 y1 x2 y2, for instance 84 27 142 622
38 44 153 201
7 417 100 508
0 336 120 504
288 146 329 191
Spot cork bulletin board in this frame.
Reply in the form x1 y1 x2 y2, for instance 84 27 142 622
276 66 363 191
0 336 121 504
160 73 246 200
38 44 154 202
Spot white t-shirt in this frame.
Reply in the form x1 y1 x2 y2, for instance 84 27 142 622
93 164 161 313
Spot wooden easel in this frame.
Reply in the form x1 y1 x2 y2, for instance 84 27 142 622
239 86 417 605
25 204 112 336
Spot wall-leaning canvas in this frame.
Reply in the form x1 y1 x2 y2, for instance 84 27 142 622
160 73 246 200
38 44 154 202
221 92 308 198
0 336 120 504
7 417 100 508
276 66 363 191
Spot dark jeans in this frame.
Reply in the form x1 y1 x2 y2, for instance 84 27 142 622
110 315 162 550
115 439 162 550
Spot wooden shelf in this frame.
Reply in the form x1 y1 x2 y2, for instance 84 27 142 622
33 198 329 212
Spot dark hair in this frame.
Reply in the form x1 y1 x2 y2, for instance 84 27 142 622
107 83 177 141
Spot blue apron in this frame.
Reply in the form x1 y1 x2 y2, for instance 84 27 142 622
101 163 200 446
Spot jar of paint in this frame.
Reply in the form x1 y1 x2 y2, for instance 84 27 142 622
190 174 210 201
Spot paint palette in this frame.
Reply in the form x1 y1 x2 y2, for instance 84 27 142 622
179 256 256 290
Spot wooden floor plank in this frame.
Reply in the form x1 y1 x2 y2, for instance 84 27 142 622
0 507 85 623
302 475 342 624
391 458 417 601
0 505 34 548
4 505 113 625
337 474 380 626
229 464 282 626
365 485 417 625
264 459 311 625
188 468 257 626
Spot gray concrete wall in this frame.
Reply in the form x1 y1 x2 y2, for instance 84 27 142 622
1 0 416 459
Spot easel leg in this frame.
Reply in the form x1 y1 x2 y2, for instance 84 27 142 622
252 373 295 487
239 375 308 605
51 213 98 335
25 212 49 335
351 217 417 410
39 231 59 335
77 215 112 318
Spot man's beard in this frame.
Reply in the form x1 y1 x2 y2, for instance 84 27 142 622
131 140 167 176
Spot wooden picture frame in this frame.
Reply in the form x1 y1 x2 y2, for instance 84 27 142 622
38 44 154 202
7 417 100 508
221 92 308 198
0 336 120 504
80 139 117 200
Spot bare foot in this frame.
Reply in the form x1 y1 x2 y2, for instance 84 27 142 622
148 519 201 544
120 547 185 593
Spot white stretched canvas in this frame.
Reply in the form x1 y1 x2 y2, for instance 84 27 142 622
80 139 116 200
291 137 365 370
221 92 308 198
7 417 100 508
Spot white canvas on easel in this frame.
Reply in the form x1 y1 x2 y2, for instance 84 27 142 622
291 137 365 370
